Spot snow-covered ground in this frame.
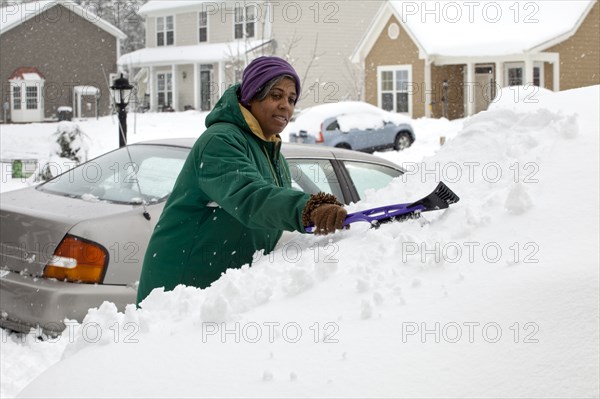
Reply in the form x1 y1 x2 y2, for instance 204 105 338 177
1 86 599 398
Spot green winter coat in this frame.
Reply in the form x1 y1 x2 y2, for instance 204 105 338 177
136 84 310 304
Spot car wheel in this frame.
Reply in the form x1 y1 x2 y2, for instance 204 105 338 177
335 143 352 150
394 132 412 151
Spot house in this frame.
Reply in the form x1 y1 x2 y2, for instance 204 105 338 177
118 0 383 113
0 0 126 123
351 0 599 120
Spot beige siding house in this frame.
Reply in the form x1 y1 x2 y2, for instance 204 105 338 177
352 1 599 120
119 0 382 112
0 0 126 122
269 1 383 106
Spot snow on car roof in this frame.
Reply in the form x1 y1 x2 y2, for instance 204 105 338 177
288 101 412 135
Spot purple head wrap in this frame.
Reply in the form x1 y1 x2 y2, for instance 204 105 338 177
239 56 301 107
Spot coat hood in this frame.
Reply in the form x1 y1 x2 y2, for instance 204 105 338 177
205 83 248 131
205 83 280 143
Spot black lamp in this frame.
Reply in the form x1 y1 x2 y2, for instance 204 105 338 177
110 73 133 148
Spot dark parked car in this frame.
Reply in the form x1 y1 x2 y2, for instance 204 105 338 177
288 101 415 152
0 138 405 334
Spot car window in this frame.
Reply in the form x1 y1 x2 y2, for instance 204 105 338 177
325 120 340 131
38 145 188 204
342 161 402 200
287 159 344 200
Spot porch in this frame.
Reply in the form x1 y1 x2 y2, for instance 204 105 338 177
425 53 560 119
118 40 272 113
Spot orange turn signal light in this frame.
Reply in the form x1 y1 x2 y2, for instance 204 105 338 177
43 235 108 283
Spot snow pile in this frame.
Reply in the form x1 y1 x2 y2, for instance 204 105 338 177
0 329 68 399
15 85 599 398
488 85 554 111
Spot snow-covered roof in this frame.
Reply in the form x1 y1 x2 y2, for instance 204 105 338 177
0 0 126 39
8 67 45 81
353 0 595 60
118 39 272 68
73 86 100 95
138 1 211 16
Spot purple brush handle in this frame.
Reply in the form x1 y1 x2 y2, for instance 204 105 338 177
305 203 425 233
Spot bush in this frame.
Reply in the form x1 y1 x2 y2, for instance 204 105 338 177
35 122 91 182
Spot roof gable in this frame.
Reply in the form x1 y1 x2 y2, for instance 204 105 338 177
138 0 212 16
529 1 598 52
0 0 126 39
9 66 46 80
353 0 595 60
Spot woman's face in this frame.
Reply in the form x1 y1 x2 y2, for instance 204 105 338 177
249 77 297 139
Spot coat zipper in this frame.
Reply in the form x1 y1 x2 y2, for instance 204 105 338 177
261 145 282 187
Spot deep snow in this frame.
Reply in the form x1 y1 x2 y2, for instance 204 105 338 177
1 85 599 398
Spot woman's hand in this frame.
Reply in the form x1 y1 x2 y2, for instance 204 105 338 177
310 204 347 235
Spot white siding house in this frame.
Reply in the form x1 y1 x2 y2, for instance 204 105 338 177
118 1 383 112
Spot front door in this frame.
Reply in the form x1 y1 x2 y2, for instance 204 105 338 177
200 69 212 111
474 65 495 114
157 72 173 110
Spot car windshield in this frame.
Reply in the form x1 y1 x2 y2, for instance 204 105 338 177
37 144 189 204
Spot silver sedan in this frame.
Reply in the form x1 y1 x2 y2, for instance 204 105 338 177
1 138 404 334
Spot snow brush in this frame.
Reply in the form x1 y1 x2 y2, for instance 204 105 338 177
305 182 460 233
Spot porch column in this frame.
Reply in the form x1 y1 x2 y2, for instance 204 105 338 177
524 57 534 85
553 61 560 91
72 90 76 118
171 64 178 111
218 60 225 98
424 59 432 118
495 61 504 88
149 66 155 112
466 62 475 117
194 63 200 110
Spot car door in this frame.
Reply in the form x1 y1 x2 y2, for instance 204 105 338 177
338 112 385 151
375 120 397 149
286 158 348 203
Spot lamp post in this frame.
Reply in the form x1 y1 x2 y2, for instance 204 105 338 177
110 73 133 148
442 79 449 119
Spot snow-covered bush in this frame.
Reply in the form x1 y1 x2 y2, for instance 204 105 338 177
35 122 91 181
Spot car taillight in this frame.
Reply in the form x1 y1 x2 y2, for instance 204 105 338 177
316 123 324 143
43 235 108 283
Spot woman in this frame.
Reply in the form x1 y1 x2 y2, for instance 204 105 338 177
136 57 347 304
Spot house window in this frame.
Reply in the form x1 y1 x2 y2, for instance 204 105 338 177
26 86 38 110
13 86 21 110
157 73 173 108
234 5 255 39
505 62 544 87
507 66 523 86
533 66 542 87
379 67 411 114
199 11 208 42
157 16 174 46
